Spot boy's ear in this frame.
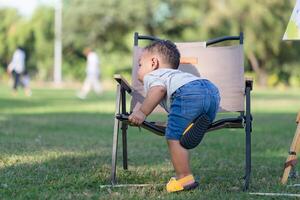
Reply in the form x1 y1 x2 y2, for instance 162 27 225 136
151 57 159 70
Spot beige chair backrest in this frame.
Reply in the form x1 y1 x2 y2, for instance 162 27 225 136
131 42 245 113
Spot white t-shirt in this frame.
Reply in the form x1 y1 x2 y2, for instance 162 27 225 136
86 52 100 76
8 49 26 74
143 68 200 112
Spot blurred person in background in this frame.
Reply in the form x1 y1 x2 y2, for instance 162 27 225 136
7 47 32 96
77 47 103 99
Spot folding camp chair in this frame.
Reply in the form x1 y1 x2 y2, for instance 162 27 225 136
111 32 253 190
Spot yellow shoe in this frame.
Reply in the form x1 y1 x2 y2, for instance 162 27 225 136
166 175 199 193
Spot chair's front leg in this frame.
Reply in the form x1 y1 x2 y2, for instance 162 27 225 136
111 84 121 185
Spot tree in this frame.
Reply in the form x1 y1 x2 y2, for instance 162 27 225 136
202 0 299 86
30 6 55 80
1 0 300 86
0 8 20 69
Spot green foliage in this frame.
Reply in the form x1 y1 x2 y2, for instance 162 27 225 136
0 7 54 80
0 0 300 85
30 7 54 80
267 74 279 87
0 9 20 67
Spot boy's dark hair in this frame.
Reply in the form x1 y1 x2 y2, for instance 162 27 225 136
144 40 180 69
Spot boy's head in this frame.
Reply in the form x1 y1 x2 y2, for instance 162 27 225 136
138 40 180 82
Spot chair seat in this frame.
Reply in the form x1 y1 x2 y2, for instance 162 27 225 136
208 117 244 132
116 114 244 136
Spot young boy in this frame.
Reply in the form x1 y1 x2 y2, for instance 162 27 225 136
128 40 220 192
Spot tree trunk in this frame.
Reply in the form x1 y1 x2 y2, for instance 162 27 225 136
247 51 268 86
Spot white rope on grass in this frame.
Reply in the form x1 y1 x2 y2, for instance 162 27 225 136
99 183 164 189
249 192 300 197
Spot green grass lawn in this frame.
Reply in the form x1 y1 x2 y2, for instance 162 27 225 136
1 84 300 199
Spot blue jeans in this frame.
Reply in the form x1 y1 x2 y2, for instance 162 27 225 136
166 79 220 140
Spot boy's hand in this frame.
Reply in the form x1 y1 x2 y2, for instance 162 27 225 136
128 110 146 126
128 86 165 126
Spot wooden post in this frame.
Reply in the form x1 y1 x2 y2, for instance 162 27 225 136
281 111 300 184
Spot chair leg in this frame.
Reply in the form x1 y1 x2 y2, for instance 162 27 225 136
244 119 251 191
111 84 121 185
244 84 252 191
122 123 128 170
111 118 120 185
120 87 128 170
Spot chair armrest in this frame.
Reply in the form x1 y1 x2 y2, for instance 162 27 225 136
206 33 242 46
114 74 132 93
116 114 165 136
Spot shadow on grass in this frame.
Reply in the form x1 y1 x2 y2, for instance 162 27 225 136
0 112 115 154
0 153 111 199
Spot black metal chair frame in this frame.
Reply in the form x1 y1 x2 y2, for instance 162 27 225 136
111 32 253 191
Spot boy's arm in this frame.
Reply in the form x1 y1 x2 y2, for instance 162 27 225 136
129 86 166 125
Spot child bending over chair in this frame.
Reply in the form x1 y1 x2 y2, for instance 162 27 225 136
128 40 220 192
